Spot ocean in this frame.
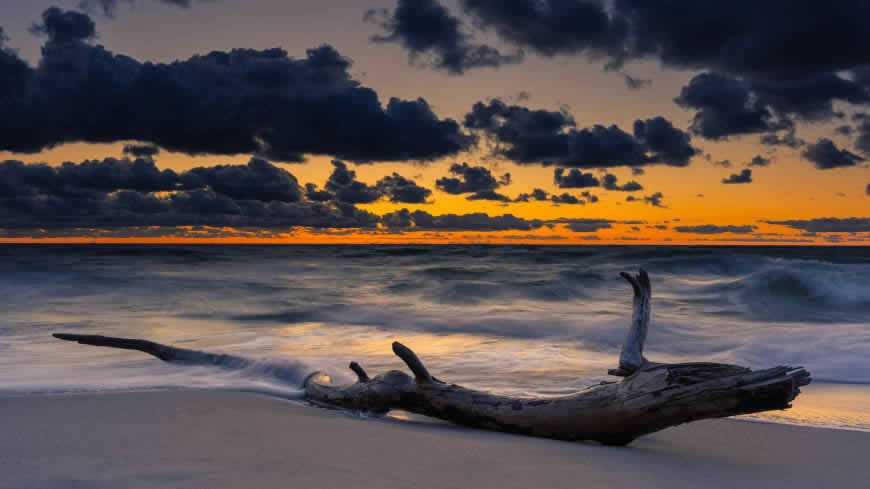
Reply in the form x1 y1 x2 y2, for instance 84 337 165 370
1 244 869 431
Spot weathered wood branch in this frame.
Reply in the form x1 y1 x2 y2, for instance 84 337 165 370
53 269 811 446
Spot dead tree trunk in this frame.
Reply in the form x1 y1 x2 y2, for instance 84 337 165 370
54 269 811 446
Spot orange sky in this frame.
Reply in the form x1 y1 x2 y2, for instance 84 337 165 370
0 2 868 245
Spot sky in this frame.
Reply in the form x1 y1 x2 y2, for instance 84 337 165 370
0 0 869 244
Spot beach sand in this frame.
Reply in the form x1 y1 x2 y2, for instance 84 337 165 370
1 390 867 489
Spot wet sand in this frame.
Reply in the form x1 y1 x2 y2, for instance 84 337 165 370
1 390 867 489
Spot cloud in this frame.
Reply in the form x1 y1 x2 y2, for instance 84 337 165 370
549 218 614 233
1 8 474 163
855 119 870 156
381 208 543 231
322 160 384 204
623 74 651 90
631 168 644 176
643 192 665 208
0 157 183 199
747 155 771 167
765 217 870 233
867 183 870 196
581 191 599 203
801 138 865 169
626 192 665 207
834 125 854 137
674 73 781 140
553 168 600 189
365 0 522 74
722 169 752 184
602 173 643 191
458 1 870 78
513 188 549 202
674 225 758 234
676 71 869 141
379 0 870 150
760 131 806 148
29 7 97 43
436 162 508 194
550 193 583 205
182 158 304 202
459 0 627 62
466 189 511 202
375 173 433 204
122 144 160 158
0 157 381 230
464 99 697 168
79 1 193 17
304 183 334 203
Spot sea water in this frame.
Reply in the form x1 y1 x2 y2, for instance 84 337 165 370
1 244 868 431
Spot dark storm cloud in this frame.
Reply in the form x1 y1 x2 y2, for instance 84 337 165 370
0 158 382 230
548 218 613 233
581 191 598 203
0 158 182 198
674 73 781 140
323 160 383 204
675 72 870 140
0 9 474 163
765 218 870 233
379 0 870 145
375 173 433 204
602 173 643 191
183 158 304 202
367 0 868 91
459 1 870 77
631 168 644 176
553 168 599 189
801 138 865 169
365 0 522 74
747 155 771 167
464 100 696 168
381 208 543 231
466 190 511 202
674 225 758 234
722 169 752 184
632 117 699 165
29 7 97 42
513 188 549 202
122 144 160 158
435 162 508 194
550 193 583 205
459 0 627 62
304 183 334 203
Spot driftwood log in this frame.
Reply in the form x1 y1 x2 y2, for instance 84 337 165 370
54 269 811 446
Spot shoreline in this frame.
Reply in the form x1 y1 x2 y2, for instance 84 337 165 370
2 389 867 489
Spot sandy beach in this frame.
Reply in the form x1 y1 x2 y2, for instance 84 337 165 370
1 390 867 489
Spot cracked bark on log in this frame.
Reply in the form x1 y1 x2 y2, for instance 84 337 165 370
53 269 811 446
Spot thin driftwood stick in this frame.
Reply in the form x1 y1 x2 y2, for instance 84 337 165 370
53 270 811 446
